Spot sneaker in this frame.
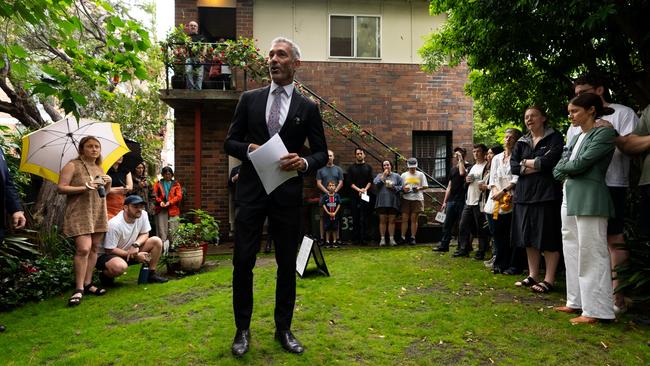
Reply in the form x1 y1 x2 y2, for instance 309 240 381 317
389 238 397 246
408 237 416 245
483 256 496 268
148 272 169 283
613 303 628 315
379 238 386 246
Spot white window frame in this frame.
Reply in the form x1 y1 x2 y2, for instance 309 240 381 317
328 14 382 60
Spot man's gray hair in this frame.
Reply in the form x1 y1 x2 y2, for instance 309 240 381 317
271 37 301 60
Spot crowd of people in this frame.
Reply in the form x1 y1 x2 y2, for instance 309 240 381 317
431 74 646 324
313 148 430 248
57 136 180 306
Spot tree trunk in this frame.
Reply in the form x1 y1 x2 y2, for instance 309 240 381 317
31 181 66 233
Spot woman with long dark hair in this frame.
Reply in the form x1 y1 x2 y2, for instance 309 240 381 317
58 136 112 306
106 156 133 220
553 93 617 324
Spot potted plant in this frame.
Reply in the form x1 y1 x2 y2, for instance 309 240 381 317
160 25 191 88
188 209 219 264
169 218 203 272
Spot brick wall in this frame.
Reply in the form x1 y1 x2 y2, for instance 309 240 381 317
297 61 473 175
171 1 472 236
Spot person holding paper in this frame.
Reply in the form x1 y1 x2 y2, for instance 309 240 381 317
224 37 328 356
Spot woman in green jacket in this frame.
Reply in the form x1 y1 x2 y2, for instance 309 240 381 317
553 92 617 324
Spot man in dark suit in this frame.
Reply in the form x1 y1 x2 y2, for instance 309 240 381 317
224 37 328 356
0 148 27 333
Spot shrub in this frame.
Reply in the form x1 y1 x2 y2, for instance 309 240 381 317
0 256 74 311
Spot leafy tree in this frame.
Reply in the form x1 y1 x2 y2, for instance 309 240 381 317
420 0 650 126
0 0 152 127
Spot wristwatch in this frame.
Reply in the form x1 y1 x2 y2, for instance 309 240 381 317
502 188 509 193
132 242 140 249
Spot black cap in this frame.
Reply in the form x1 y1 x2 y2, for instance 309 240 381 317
124 195 145 205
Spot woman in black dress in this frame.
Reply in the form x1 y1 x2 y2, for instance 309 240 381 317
510 106 564 293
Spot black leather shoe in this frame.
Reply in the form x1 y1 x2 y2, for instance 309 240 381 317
432 246 449 252
275 329 304 354
473 252 485 260
231 329 250 356
452 251 469 257
148 271 169 283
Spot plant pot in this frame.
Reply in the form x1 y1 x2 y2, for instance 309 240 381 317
200 242 208 265
178 247 203 272
171 74 186 89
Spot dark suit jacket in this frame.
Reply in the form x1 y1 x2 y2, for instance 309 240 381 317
0 149 22 232
224 85 328 206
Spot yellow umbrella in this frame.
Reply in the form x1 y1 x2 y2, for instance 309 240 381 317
19 117 130 183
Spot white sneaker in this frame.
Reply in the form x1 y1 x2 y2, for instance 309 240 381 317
389 238 397 246
379 238 386 246
483 256 496 268
613 303 628 315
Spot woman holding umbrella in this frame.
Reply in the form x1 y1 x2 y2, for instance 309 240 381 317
58 136 112 306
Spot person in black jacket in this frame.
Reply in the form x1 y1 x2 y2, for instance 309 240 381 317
224 37 328 356
0 148 27 333
510 106 564 294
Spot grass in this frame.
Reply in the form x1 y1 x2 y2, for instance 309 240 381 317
1 245 649 365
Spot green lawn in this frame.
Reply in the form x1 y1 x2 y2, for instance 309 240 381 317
1 245 648 365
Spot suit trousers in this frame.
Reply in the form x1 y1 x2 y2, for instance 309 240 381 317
561 203 615 319
233 198 301 331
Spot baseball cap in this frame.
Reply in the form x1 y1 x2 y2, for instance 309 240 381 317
407 158 418 168
124 195 145 205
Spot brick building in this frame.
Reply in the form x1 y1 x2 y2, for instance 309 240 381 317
161 0 473 240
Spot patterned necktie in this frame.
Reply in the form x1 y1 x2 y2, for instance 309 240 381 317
267 87 285 136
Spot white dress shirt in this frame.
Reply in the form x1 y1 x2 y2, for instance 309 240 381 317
266 82 294 128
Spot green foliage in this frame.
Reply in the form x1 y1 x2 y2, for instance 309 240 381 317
160 28 269 83
0 256 74 311
1 0 153 119
420 0 650 126
0 126 32 201
169 218 201 249
36 225 74 258
170 210 220 248
189 209 219 244
0 233 40 272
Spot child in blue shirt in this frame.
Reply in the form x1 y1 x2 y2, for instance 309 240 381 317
320 181 341 248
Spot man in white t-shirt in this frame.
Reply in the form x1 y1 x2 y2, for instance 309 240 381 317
400 158 428 245
566 74 639 312
96 195 168 284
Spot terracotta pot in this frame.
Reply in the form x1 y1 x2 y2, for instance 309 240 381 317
178 247 203 272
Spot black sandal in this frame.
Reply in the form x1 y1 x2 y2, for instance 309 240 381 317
515 276 537 287
532 281 554 293
68 289 83 307
84 283 107 296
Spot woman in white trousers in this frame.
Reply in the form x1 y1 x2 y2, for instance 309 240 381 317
553 92 618 324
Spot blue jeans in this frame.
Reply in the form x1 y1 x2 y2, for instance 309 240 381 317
439 200 464 248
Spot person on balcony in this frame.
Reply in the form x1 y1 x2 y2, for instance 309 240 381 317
224 37 328 356
185 21 206 90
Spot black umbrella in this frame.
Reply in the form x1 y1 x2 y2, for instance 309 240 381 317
121 139 143 173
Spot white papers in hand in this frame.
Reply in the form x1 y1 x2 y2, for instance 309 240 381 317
249 134 298 194
361 193 370 202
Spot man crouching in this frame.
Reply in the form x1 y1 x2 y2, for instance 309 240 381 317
97 195 168 285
